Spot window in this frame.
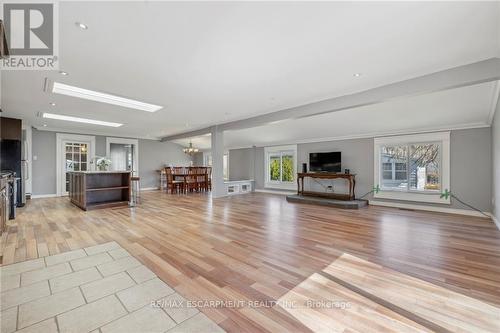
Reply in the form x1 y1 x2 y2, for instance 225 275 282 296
374 132 450 204
264 145 297 190
409 143 440 191
382 162 392 180
395 163 407 180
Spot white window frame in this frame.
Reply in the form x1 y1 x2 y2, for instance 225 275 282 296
264 145 297 190
105 137 139 175
374 132 450 204
56 133 96 196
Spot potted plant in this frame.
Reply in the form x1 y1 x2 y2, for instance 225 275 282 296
96 157 112 171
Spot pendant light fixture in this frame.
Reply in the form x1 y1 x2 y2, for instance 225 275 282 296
183 141 199 156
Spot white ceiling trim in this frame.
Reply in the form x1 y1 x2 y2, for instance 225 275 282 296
225 122 491 150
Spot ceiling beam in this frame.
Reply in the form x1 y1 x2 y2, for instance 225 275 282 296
161 57 500 142
160 127 212 142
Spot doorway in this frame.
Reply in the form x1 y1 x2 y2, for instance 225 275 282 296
56 134 95 196
106 137 139 175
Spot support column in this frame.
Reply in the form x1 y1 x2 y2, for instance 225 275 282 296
211 125 226 198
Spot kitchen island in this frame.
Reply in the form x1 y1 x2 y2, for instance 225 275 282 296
68 171 131 210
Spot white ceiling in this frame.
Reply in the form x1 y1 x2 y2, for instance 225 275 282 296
174 81 499 149
1 1 500 142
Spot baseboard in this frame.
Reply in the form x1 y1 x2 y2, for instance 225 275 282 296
255 189 296 196
140 187 160 191
31 194 57 199
369 200 492 219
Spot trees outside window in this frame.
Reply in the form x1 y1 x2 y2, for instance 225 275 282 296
265 146 297 190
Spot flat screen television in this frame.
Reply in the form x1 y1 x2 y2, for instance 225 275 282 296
309 152 341 172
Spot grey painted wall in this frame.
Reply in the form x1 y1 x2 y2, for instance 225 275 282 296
449 128 491 212
192 152 204 166
31 129 191 195
32 130 57 195
228 127 493 212
492 101 500 224
138 139 192 188
228 147 254 181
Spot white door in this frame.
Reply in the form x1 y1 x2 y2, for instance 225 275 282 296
56 134 95 196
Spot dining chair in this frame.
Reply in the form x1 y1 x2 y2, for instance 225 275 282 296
196 167 208 192
186 167 198 192
206 167 212 191
165 168 184 194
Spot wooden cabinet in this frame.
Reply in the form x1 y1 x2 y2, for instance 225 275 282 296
0 117 22 140
68 171 131 210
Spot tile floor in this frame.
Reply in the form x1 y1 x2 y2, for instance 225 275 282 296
0 242 225 333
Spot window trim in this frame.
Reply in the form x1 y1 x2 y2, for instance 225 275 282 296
373 132 450 204
264 145 297 190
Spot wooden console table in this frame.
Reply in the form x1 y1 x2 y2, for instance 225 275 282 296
297 172 356 201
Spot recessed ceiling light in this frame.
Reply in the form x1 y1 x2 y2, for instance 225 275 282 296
76 22 88 30
52 82 163 112
42 124 47 127
50 102 56 106
42 113 123 127
353 73 362 77
59 71 68 76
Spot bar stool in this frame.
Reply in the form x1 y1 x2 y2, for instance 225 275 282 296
130 176 141 206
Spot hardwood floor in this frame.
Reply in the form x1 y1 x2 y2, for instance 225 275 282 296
1 191 499 332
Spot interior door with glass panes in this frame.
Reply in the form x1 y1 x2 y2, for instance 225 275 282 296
62 141 89 195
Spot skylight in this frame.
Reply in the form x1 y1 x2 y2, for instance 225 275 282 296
52 82 163 112
42 113 123 127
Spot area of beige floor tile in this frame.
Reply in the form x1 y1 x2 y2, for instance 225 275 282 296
126 265 156 284
160 293 199 324
18 287 85 329
16 318 58 333
70 252 113 271
108 248 130 260
0 259 45 276
81 272 135 302
117 278 175 312
44 249 87 267
1 306 18 333
166 312 225 333
1 281 50 309
84 241 120 256
21 263 72 286
49 267 101 294
57 295 127 333
100 304 176 333
0 242 225 333
1 274 21 291
96 256 141 276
